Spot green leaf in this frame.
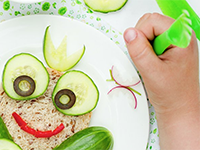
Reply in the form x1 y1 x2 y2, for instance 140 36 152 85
42 2 50 11
3 1 10 11
153 128 157 134
58 7 67 16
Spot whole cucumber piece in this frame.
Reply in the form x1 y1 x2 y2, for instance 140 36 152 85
53 126 114 150
0 116 13 141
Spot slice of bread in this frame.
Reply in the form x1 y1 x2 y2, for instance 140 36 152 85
0 68 92 150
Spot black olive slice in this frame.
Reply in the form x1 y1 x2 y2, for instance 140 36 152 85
54 89 76 109
13 75 35 97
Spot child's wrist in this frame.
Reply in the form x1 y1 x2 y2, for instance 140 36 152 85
155 98 200 129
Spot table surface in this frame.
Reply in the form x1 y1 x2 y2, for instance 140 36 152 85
0 0 199 150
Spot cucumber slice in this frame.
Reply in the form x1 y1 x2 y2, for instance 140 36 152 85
84 0 128 13
0 139 22 150
43 26 85 72
52 70 99 116
2 53 49 100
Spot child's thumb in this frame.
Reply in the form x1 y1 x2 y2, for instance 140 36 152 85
123 28 160 74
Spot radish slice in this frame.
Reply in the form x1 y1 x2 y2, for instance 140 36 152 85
111 65 140 87
107 86 137 109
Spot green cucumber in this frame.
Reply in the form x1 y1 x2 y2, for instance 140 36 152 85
2 53 49 100
43 26 85 72
0 116 13 141
84 0 128 13
0 139 22 150
52 70 99 116
53 126 114 150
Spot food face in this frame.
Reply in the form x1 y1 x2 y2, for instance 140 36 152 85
0 26 99 149
0 67 93 149
0 53 98 149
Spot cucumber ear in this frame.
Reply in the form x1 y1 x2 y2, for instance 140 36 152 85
43 26 85 72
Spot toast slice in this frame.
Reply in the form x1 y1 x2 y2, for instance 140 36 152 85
0 68 92 150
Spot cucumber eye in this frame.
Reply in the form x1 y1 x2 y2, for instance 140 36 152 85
54 89 76 109
13 75 36 97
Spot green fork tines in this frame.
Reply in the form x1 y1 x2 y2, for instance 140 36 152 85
153 10 192 55
155 0 200 41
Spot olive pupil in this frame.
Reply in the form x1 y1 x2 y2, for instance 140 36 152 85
13 75 35 97
54 89 76 110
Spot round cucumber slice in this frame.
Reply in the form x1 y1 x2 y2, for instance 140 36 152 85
52 70 99 116
43 26 85 72
0 139 22 150
84 0 128 13
2 53 49 100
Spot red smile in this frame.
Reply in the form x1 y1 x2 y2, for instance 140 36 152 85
12 112 65 138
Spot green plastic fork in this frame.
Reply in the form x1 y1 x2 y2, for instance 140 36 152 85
155 0 200 41
153 10 192 55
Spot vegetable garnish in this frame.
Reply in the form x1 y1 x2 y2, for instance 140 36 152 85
12 112 65 138
108 86 137 109
110 65 141 87
107 65 141 109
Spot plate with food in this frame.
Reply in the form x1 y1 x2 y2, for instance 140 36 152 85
0 15 149 150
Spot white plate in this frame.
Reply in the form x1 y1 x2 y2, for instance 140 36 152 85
0 15 149 150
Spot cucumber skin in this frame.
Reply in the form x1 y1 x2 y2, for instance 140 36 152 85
53 126 114 150
0 116 13 141
84 0 128 13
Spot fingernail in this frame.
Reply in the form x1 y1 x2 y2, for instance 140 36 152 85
124 28 137 43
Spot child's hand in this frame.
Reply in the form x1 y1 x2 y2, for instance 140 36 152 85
124 13 200 149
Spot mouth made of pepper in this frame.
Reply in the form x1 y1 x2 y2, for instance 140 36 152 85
12 112 65 138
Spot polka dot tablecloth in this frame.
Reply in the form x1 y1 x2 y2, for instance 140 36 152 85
0 0 160 149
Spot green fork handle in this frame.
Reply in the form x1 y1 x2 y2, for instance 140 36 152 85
153 32 171 55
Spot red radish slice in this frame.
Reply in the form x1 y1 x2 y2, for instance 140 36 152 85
111 65 140 87
107 86 137 109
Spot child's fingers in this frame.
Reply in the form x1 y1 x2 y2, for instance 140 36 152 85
123 27 161 77
135 13 174 41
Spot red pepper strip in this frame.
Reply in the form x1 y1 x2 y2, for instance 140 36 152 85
12 112 65 138
35 130 53 138
52 123 65 135
12 112 27 127
21 125 37 135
